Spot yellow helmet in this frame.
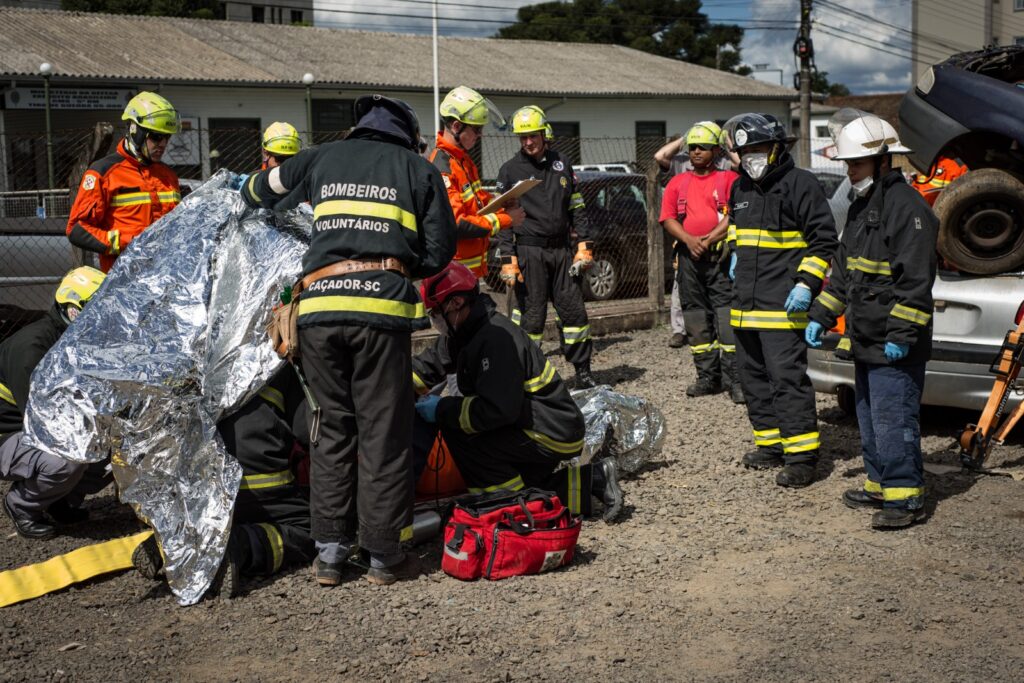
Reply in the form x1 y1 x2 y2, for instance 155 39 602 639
685 121 722 147
511 105 547 135
544 123 554 141
439 86 504 128
122 92 180 135
55 266 106 311
262 122 301 156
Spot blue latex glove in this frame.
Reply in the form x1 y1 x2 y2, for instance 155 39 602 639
728 252 737 281
884 341 909 362
415 394 441 423
229 172 249 192
805 321 825 348
784 283 812 313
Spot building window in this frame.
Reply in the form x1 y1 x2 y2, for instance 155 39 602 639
208 118 261 174
1016 36 1024 45
550 121 581 164
291 9 303 23
312 99 356 143
1016 0 1024 11
635 121 666 171
251 5 265 22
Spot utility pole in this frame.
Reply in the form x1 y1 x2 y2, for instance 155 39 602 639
795 0 813 168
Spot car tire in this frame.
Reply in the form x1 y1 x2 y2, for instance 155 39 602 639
581 257 618 301
836 385 856 416
934 168 1024 275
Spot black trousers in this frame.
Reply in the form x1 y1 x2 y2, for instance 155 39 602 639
514 244 592 366
233 488 314 575
677 251 735 384
299 324 414 556
413 415 592 516
734 328 820 464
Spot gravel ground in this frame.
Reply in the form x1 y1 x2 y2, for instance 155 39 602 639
4 326 1024 682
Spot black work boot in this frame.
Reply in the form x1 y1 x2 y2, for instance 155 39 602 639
3 493 56 540
574 362 597 389
776 463 816 488
729 383 746 404
132 534 164 580
741 448 783 469
313 558 346 587
668 332 686 348
686 376 722 397
208 550 241 599
594 457 624 523
871 507 926 529
843 489 884 510
366 552 422 586
47 498 91 525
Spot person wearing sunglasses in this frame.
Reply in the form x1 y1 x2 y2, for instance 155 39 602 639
66 91 182 272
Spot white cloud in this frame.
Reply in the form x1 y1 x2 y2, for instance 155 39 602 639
739 0 912 94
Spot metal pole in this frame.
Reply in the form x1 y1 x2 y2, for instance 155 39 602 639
43 74 54 190
432 0 440 135
302 72 315 144
797 0 813 169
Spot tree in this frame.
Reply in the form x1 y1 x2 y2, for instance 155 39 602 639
61 0 222 20
811 70 850 97
496 0 748 73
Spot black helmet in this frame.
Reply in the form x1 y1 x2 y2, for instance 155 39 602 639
351 95 421 151
721 113 792 154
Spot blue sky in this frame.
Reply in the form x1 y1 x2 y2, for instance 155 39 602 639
313 0 914 94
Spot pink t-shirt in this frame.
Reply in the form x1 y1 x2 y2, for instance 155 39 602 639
659 170 739 237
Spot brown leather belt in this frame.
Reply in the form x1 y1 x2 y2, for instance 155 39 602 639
299 257 409 291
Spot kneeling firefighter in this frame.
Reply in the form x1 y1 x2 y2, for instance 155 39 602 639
806 111 937 529
411 262 623 521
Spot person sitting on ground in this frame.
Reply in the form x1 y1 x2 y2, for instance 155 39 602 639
411 262 624 521
1 267 109 539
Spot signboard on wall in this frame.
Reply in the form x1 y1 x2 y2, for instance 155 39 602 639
3 87 135 110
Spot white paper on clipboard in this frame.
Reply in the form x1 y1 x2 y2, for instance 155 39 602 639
478 179 541 215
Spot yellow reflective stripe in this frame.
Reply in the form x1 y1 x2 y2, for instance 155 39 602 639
730 309 808 330
837 337 852 351
566 465 582 515
107 230 121 255
510 308 522 325
727 224 737 242
484 212 501 235
298 295 425 320
798 256 828 279
569 192 585 210
527 332 543 342
817 290 845 315
313 199 418 234
470 180 482 192
524 361 556 393
457 255 483 269
753 428 781 447
0 382 15 406
719 343 735 353
459 396 477 434
399 524 414 542
258 386 285 413
241 469 296 490
412 372 428 393
864 479 882 494
157 191 181 203
690 341 719 354
883 486 925 501
891 303 932 326
467 474 525 494
734 228 808 249
523 429 584 455
108 191 152 206
257 523 284 572
561 324 590 344
847 256 892 276
246 174 261 204
781 431 820 454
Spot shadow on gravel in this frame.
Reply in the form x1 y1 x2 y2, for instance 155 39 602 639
592 335 632 353
591 364 646 386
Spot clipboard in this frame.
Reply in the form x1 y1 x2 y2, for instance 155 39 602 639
478 178 541 215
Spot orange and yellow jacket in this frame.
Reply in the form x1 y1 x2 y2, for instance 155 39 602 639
66 140 180 272
428 133 511 276
911 156 966 207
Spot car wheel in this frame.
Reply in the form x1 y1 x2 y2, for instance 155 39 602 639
934 168 1024 275
581 257 618 301
836 385 856 416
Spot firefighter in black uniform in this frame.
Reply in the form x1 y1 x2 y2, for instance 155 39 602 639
722 113 838 488
496 105 595 388
239 95 456 587
1 267 107 539
132 366 315 594
411 263 623 521
806 112 936 529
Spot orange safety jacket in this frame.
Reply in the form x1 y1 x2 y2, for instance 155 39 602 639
66 140 181 272
428 133 512 276
910 156 966 207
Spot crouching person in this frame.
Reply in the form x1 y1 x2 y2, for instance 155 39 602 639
412 263 623 521
132 366 315 596
1 267 108 539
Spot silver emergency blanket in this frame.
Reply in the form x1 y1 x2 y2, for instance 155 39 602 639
571 385 666 474
23 171 310 605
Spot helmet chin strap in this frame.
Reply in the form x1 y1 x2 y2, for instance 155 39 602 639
125 123 151 164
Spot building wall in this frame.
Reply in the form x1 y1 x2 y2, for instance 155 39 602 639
224 0 312 25
911 0 1024 85
992 0 1024 46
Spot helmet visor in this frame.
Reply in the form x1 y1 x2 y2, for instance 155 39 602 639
826 108 870 143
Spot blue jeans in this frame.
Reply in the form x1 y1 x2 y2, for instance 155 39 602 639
854 362 926 510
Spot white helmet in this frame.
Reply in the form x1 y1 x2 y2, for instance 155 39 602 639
832 113 912 160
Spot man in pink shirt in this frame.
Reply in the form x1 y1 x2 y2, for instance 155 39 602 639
660 121 742 402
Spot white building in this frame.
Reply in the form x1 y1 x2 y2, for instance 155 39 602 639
911 0 1024 84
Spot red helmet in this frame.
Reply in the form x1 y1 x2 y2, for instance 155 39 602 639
420 262 479 311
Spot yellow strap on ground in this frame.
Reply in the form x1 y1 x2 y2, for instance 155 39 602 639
0 530 153 608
